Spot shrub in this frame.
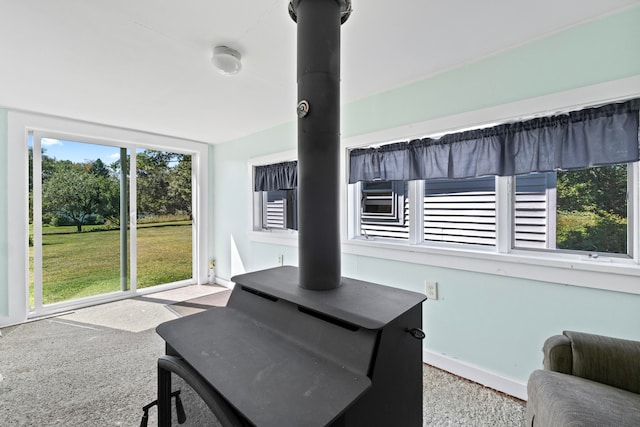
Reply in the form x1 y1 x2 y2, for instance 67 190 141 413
557 210 626 254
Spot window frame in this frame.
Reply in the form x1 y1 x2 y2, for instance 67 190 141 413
511 167 631 256
262 190 287 230
422 176 498 248
361 181 404 220
259 189 297 231
248 151 298 239
358 180 409 241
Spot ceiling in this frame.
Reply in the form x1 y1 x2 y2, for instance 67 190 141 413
1 0 639 144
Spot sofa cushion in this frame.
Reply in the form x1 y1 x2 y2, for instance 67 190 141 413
526 370 640 427
565 330 640 394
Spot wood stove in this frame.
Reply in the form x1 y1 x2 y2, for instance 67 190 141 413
155 1 426 425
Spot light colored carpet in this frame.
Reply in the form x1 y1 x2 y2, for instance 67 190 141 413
167 290 232 317
423 365 526 426
0 317 163 426
58 284 227 332
0 286 525 426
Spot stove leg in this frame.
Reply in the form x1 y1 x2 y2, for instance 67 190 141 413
158 362 172 427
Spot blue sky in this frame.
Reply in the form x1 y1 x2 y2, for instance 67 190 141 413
41 138 123 164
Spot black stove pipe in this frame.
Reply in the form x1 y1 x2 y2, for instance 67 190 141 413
289 0 351 291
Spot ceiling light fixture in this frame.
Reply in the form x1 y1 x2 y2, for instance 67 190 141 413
212 45 242 75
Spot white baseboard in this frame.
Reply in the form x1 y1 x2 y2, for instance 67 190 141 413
0 316 11 329
423 349 528 401
214 276 235 289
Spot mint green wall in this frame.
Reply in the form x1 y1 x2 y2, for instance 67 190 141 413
343 6 640 138
212 123 296 279
340 255 640 381
211 7 640 387
0 109 8 316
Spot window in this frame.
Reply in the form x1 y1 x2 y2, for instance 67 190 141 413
349 165 637 258
555 164 628 255
262 189 297 230
424 177 496 246
360 181 408 239
252 160 298 232
514 173 556 249
514 164 629 255
249 92 640 294
347 97 640 259
352 177 498 247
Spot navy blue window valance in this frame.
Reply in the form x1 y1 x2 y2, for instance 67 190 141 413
254 161 298 192
349 98 640 183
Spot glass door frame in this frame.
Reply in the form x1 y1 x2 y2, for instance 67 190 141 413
28 129 206 317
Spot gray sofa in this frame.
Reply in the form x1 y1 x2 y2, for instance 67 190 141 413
526 331 640 426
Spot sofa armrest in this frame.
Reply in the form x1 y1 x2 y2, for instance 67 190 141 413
563 331 640 394
542 334 572 374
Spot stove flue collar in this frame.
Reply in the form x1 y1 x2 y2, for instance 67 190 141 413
288 0 352 24
296 100 310 118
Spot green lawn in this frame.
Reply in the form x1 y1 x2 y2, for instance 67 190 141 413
30 220 192 305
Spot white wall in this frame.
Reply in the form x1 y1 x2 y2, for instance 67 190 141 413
210 7 640 399
0 109 8 319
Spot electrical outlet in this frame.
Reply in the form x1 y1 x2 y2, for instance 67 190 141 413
277 255 284 266
425 281 438 300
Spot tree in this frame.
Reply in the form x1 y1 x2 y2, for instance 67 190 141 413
42 163 118 232
96 172 121 225
136 150 191 217
557 165 627 216
89 158 110 178
167 154 192 215
556 164 628 253
136 150 171 216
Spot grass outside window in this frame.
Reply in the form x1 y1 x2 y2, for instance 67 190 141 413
29 217 192 306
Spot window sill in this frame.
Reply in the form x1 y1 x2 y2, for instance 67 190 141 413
248 230 640 295
342 238 640 296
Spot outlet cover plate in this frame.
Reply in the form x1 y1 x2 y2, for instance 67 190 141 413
425 281 438 300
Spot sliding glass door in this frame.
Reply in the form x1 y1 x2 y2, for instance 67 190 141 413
29 134 196 313
135 149 193 289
